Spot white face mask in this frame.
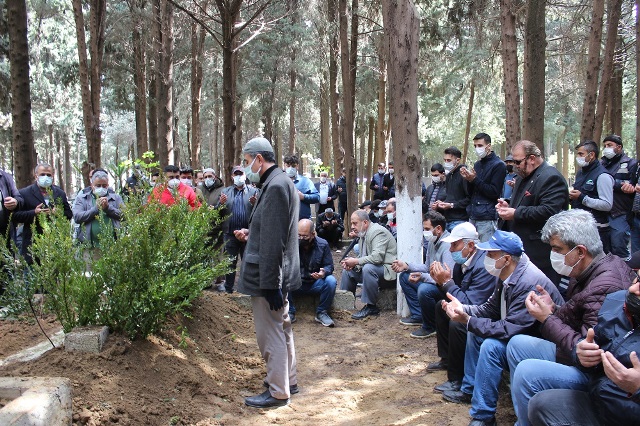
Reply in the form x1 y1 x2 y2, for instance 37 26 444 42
285 167 297 178
37 176 53 188
443 161 455 171
387 213 395 222
432 175 441 183
576 157 589 168
204 178 216 188
389 168 394 175
378 209 384 217
602 147 616 159
484 255 506 277
180 178 193 187
244 157 262 183
93 187 108 198
168 178 180 189
423 230 437 243
320 176 327 183
475 146 488 159
550 247 580 276
378 168 385 174
233 175 245 187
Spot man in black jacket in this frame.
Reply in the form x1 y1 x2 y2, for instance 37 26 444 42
497 140 569 285
316 208 344 250
434 146 470 231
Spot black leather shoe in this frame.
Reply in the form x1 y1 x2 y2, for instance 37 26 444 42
351 304 380 319
263 380 299 395
427 360 448 371
468 417 496 426
434 380 461 393
442 389 472 404
245 389 289 408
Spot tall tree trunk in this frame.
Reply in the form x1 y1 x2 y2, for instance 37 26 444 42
375 36 387 172
262 66 278 142
148 0 161 159
339 0 358 218
608 37 623 136
190 16 206 168
212 62 220 169
64 133 72 192
55 130 63 192
637 0 640 159
359 121 366 196
288 0 299 155
320 74 331 169
367 116 374 186
500 0 521 151
521 0 547 153
462 79 475 165
580 0 605 141
7 0 36 187
220 5 240 184
382 0 421 316
328 0 341 179
593 0 622 143
157 0 174 166
130 0 148 158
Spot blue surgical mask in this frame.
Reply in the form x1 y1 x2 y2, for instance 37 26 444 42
451 243 469 264
93 187 108 197
244 157 261 183
37 176 53 188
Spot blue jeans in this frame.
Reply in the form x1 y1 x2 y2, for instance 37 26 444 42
512 359 590 426
470 219 497 243
631 215 640 255
446 220 465 233
398 273 442 331
609 214 630 260
461 333 508 420
289 275 337 314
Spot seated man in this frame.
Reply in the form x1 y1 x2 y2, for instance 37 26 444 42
289 219 337 327
384 200 397 239
316 208 344 250
392 211 454 338
425 222 498 402
340 209 397 319
506 209 634 424
441 231 563 426
520 274 640 426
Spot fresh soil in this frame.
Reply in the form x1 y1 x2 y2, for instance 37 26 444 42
0 252 516 425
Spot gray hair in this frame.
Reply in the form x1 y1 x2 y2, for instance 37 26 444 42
91 170 109 182
34 162 53 174
541 210 603 256
353 209 369 222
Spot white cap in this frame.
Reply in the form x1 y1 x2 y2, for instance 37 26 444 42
441 222 478 243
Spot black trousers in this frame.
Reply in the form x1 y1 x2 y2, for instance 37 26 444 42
435 305 468 382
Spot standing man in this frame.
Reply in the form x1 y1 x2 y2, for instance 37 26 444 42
460 133 506 242
434 146 471 231
381 161 396 200
284 155 319 220
600 134 637 260
14 163 72 264
0 168 22 296
496 140 569 285
501 155 517 201
199 168 224 207
370 162 387 201
335 168 348 221
148 165 201 209
314 170 337 214
423 163 446 214
570 140 614 254
216 166 258 293
234 137 301 408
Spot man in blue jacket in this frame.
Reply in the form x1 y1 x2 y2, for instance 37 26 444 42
461 133 507 242
284 155 319 220
440 231 564 426
289 219 336 327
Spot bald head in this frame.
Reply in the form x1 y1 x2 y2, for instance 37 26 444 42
298 219 314 235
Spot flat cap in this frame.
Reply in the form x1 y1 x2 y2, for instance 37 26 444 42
243 137 274 154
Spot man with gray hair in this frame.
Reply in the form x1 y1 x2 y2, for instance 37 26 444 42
506 209 634 425
340 209 397 319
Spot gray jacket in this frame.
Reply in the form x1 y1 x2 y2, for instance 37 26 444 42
72 189 124 243
215 184 259 234
407 230 455 283
237 166 301 296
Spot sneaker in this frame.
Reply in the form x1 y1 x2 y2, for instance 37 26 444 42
315 311 335 327
351 304 380 320
410 327 437 339
426 359 448 371
289 312 296 323
399 317 422 326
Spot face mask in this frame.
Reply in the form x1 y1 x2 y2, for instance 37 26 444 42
373 211 380 218
389 168 394 175
204 178 216 188
180 178 193 187
484 255 506 277
150 181 157 188
387 213 395 222
378 168 385 174
244 157 262 183
233 175 245 187
320 177 327 183
432 175 440 183
168 178 180 189
602 147 616 159
299 238 312 249
93 187 108 198
550 247 580 276
423 230 437 243
443 161 455 171
451 243 469 264
625 291 640 325
506 165 514 173
576 157 589 168
286 167 297 178
378 209 384 217
38 176 53 188
475 146 488 159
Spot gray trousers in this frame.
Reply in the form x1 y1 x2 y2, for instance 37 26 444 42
251 294 297 399
340 263 387 306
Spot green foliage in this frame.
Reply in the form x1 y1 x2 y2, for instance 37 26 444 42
1 195 228 339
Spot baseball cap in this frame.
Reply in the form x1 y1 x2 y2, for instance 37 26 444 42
627 251 640 269
477 230 524 256
505 155 514 162
441 222 478 243
378 200 388 209
359 200 372 209
232 166 244 174
243 137 274 154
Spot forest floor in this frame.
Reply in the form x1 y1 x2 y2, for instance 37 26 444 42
0 251 517 426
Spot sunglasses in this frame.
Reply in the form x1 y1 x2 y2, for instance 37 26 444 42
512 156 530 165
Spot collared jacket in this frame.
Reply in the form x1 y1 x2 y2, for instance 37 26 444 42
335 175 347 203
238 166 301 295
441 164 471 222
406 230 455 284
293 174 319 220
0 170 23 236
441 250 498 305
72 189 124 243
314 180 337 210
370 172 386 200
316 211 345 235
423 182 446 213
601 152 638 218
542 253 634 361
572 160 613 225
300 236 334 285
148 183 201 209
216 184 259 235
200 178 225 207
464 254 564 340
358 222 397 281
469 151 507 220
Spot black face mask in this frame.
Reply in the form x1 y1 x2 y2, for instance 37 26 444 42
506 165 514 173
625 291 640 326
299 239 312 249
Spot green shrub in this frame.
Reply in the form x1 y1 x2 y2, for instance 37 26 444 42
2 193 229 339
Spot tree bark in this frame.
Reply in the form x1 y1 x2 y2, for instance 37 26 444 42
328 0 342 180
130 0 148 159
593 0 622 143
190 12 206 168
7 0 36 187
462 79 475 165
157 0 175 166
320 74 332 169
521 0 546 154
580 0 605 141
382 0 421 316
375 36 387 174
288 0 299 155
637 0 640 159
367 116 374 186
608 37 623 136
500 0 521 151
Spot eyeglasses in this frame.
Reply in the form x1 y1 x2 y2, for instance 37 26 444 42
512 156 529 165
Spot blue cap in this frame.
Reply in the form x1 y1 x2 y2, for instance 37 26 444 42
477 230 524 256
